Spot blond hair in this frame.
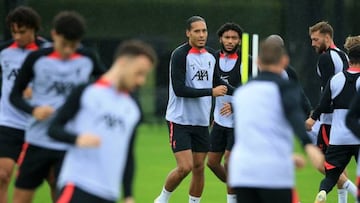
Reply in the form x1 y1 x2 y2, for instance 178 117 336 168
344 35 360 51
309 21 333 38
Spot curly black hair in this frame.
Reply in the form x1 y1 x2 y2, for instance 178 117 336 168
217 22 243 38
6 6 41 32
53 11 86 40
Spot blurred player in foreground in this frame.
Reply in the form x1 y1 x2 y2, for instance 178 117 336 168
229 39 323 203
10 11 104 203
0 6 46 203
50 40 156 203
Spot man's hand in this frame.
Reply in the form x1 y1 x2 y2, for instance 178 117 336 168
293 153 306 169
23 87 32 99
212 85 227 97
32 106 55 121
220 102 232 116
304 144 324 170
305 117 316 131
76 133 101 147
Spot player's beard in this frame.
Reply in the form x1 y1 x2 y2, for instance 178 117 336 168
221 43 238 54
316 42 327 54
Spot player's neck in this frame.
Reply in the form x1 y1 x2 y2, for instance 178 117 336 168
102 66 126 91
326 40 335 49
349 64 360 69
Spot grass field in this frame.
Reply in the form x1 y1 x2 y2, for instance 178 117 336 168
7 124 358 202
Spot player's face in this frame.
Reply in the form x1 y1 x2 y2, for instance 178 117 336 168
310 31 328 54
186 21 208 49
10 23 35 48
51 30 80 59
220 30 241 53
120 55 153 91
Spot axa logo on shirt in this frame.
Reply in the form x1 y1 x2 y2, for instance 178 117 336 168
7 69 19 80
46 81 76 95
192 69 209 81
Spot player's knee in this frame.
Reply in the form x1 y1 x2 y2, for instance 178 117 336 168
316 162 325 172
206 158 218 169
193 161 205 172
177 164 192 177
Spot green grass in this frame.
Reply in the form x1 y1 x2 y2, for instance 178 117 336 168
8 124 357 202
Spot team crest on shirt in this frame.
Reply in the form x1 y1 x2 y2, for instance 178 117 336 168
192 69 209 81
220 75 229 84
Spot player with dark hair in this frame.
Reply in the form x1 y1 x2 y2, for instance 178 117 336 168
0 6 46 203
305 21 356 203
206 22 243 203
346 40 360 203
308 36 360 203
229 39 323 203
154 16 232 203
9 11 104 203
50 40 156 203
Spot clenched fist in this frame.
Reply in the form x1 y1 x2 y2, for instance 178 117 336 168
76 133 101 147
32 106 55 121
212 85 227 97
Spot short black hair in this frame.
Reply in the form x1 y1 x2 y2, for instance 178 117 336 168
53 11 86 41
6 6 41 32
114 40 158 65
186 16 205 31
217 22 243 38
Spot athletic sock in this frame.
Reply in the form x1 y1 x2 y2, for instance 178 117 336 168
227 194 237 203
337 189 347 203
342 179 357 197
155 187 172 203
189 195 201 203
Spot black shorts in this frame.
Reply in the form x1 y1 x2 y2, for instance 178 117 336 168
167 121 209 153
57 183 115 203
0 125 25 161
234 187 297 203
15 143 65 189
209 122 234 152
324 145 359 172
317 124 331 154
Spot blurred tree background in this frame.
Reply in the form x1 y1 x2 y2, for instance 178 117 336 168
2 0 360 121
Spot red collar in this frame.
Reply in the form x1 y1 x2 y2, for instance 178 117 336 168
188 47 207 54
95 78 129 95
48 51 81 60
220 52 238 59
347 67 360 73
9 41 38 51
329 44 337 49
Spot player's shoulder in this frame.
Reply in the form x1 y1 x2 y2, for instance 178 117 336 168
205 46 216 55
22 47 54 65
319 51 332 60
35 36 50 48
0 39 14 52
171 43 191 59
76 46 97 58
28 47 53 58
173 42 190 52
285 65 298 81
